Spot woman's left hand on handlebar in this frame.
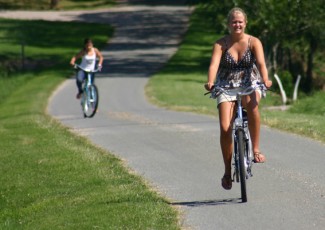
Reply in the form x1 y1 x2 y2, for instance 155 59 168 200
204 82 214 91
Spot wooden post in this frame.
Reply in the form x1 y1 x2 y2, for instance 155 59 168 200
50 0 59 9
293 75 301 102
21 39 25 70
274 73 287 105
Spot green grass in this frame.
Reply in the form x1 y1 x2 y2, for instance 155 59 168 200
146 11 218 115
0 0 116 10
289 91 325 116
58 0 116 10
0 5 323 229
146 8 325 144
0 19 180 229
0 19 113 76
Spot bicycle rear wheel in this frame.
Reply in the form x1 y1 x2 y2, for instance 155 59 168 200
82 84 99 118
237 129 247 202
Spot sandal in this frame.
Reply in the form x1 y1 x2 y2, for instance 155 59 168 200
76 92 82 99
221 175 232 190
253 152 266 163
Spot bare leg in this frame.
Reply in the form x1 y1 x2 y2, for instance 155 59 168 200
243 91 265 162
218 101 236 176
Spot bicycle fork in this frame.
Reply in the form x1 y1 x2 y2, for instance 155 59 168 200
81 74 92 109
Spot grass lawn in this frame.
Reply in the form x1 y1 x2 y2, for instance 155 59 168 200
0 19 180 229
0 0 116 10
0 3 323 229
146 7 325 144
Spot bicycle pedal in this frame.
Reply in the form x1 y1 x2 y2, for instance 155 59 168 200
246 173 253 179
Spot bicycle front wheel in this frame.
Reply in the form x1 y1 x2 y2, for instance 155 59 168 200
82 84 99 118
237 129 247 202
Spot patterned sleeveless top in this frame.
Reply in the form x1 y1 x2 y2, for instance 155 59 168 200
215 36 262 88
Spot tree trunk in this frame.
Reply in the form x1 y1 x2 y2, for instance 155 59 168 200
306 36 317 93
272 42 279 73
50 0 59 9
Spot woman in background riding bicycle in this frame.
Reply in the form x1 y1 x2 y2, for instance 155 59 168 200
70 38 104 99
204 7 272 190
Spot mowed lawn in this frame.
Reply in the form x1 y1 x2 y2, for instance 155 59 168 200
0 19 180 229
0 0 116 10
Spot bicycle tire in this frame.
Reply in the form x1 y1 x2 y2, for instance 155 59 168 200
237 129 247 202
82 84 99 118
233 139 240 183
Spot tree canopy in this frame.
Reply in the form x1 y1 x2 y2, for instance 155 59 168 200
192 0 325 92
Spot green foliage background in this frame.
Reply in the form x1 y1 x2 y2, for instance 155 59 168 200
190 0 325 94
146 4 325 143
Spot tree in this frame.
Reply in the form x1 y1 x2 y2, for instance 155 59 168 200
50 0 59 9
197 0 325 92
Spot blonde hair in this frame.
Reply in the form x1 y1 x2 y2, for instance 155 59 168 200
227 7 247 24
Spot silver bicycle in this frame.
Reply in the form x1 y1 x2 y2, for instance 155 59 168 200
207 83 266 202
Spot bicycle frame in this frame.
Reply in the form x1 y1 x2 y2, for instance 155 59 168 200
207 83 266 202
86 71 94 86
233 89 254 182
83 71 95 99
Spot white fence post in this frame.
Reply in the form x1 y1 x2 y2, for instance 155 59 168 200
21 40 25 70
273 73 287 105
293 74 301 102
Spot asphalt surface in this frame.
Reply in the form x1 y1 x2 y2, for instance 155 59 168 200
1 3 324 230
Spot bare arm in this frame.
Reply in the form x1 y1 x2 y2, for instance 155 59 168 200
205 41 223 91
70 50 84 66
251 37 272 88
94 48 104 66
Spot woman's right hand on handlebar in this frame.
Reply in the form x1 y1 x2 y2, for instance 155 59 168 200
264 80 272 88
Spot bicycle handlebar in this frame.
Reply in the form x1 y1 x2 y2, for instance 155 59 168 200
237 83 267 97
205 82 267 99
74 64 101 73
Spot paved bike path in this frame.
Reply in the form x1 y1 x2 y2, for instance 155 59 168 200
1 4 324 230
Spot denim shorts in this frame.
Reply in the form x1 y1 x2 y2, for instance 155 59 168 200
217 88 262 105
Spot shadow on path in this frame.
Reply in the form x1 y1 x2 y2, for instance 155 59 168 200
118 0 188 6
169 198 243 207
71 7 191 77
0 4 192 78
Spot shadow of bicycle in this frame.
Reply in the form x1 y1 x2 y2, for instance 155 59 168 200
169 198 243 207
